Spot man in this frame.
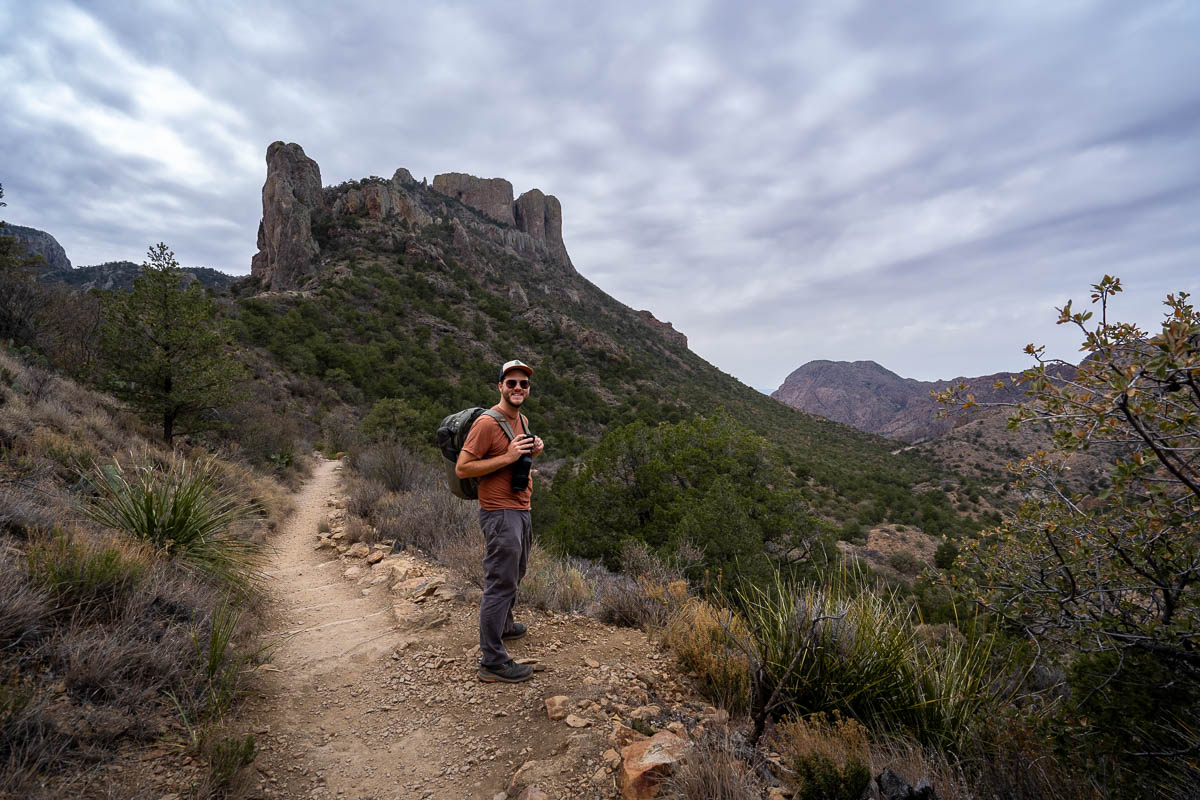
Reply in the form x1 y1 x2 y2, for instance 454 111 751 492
456 359 545 683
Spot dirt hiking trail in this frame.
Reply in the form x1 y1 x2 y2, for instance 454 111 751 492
242 459 716 800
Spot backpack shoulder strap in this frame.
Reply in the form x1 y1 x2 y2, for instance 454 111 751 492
481 408 517 441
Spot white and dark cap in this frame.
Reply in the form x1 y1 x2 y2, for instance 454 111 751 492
499 359 534 381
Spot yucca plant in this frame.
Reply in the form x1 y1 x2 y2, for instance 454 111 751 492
732 570 996 750
84 456 263 596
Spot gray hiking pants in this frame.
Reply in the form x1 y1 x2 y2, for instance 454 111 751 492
479 509 532 668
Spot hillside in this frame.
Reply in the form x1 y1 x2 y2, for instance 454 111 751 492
0 223 237 291
771 359 1027 443
233 142 990 539
42 260 238 292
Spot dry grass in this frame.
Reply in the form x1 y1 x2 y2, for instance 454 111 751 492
662 729 761 800
773 713 976 800
662 598 751 713
518 543 596 613
0 350 293 794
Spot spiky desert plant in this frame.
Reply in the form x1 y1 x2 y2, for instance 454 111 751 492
84 456 263 596
733 570 995 750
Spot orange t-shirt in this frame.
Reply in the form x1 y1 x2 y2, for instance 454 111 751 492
461 408 532 511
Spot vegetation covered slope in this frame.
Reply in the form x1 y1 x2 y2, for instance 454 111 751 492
232 175 990 540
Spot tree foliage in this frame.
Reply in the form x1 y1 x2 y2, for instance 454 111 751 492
940 277 1200 792
546 412 824 576
946 277 1198 670
99 243 245 443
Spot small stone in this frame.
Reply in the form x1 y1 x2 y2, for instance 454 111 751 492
584 657 600 669
346 542 370 558
545 696 571 721
366 551 384 565
591 766 610 784
602 749 621 769
565 714 592 728
629 705 661 721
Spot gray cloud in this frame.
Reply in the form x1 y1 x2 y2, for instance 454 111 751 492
1 0 1197 391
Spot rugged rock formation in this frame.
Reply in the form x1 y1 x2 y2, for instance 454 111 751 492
637 310 687 349
250 141 326 291
2 224 71 270
515 189 572 268
250 145 578 289
431 173 515 226
771 360 1024 442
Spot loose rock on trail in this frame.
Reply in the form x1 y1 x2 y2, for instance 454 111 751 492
243 459 713 800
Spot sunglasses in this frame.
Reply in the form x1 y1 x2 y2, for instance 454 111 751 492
504 379 530 389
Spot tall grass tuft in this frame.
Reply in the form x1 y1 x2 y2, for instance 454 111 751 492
25 529 149 622
84 456 263 596
733 571 995 750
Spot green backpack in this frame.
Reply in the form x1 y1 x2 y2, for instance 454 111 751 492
435 407 529 499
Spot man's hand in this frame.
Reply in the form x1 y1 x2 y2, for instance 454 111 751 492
507 434 535 463
531 436 544 457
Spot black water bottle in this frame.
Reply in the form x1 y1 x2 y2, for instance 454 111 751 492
511 434 533 492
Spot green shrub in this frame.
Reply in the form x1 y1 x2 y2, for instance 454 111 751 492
933 540 959 569
887 551 922 575
793 752 870 800
206 733 257 793
777 714 871 800
83 456 262 595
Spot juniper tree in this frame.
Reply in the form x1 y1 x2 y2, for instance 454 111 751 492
99 242 244 443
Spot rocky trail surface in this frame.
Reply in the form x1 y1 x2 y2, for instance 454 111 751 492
242 459 723 800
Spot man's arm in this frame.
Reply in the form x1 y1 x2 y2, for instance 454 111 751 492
455 436 533 479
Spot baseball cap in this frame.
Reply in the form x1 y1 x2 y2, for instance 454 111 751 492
499 359 534 381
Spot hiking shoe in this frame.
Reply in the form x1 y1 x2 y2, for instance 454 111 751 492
478 659 534 683
501 622 527 641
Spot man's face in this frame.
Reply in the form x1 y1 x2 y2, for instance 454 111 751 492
499 370 530 406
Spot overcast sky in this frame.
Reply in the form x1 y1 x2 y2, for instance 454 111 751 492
2 1 1197 391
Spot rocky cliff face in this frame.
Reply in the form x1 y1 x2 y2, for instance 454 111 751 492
250 142 326 291
771 360 1025 442
431 173 516 226
249 144 578 291
2 224 71 271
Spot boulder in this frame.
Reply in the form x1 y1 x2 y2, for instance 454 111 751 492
250 141 325 290
618 731 689 800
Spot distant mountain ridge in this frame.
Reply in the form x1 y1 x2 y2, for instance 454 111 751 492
771 359 1026 443
0 224 236 291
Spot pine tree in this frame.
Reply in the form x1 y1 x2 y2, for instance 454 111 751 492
99 242 244 442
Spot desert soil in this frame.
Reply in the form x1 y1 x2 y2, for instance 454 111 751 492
240 458 702 800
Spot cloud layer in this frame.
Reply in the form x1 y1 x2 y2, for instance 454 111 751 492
2 0 1197 389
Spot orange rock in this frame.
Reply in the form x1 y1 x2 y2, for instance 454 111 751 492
618 731 689 800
